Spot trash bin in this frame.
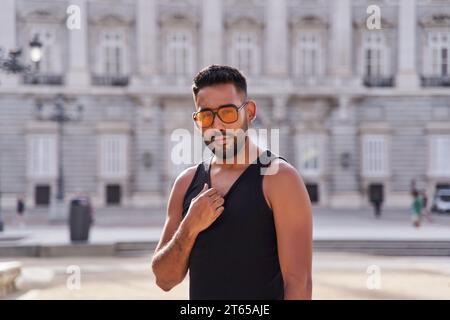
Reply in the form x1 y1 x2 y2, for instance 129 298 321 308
69 198 92 243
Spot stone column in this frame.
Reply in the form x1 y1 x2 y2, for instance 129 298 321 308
329 0 353 81
397 0 419 89
272 95 291 160
329 96 361 208
132 96 165 208
136 0 158 77
202 0 223 66
67 0 90 87
265 0 288 76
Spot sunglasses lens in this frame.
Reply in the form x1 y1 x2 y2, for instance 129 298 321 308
218 106 238 123
195 111 213 128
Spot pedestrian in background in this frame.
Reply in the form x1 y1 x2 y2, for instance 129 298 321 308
369 185 384 219
16 195 26 228
420 190 433 223
411 190 422 228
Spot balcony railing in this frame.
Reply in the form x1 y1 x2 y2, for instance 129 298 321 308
23 73 64 85
421 76 450 87
92 74 129 87
363 76 395 88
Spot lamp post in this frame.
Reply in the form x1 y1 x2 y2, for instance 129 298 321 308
0 36 42 232
35 95 83 221
29 34 43 72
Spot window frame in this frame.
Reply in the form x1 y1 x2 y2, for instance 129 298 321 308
27 134 58 179
362 134 389 178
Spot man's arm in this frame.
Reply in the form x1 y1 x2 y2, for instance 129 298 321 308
151 167 225 292
151 166 196 291
264 160 313 300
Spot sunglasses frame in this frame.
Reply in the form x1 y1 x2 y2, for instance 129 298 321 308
192 101 249 128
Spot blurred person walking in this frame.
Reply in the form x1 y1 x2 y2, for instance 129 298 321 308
16 195 26 228
369 185 383 219
420 190 433 223
411 190 423 228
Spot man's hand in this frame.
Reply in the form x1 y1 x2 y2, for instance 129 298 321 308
183 183 225 235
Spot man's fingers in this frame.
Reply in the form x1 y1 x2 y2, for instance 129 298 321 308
215 206 225 216
209 193 222 202
202 187 218 197
212 197 224 207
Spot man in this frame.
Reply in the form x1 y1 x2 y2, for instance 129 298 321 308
16 195 26 228
151 65 312 300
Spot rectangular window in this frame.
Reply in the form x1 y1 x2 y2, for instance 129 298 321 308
430 135 450 176
232 31 259 75
28 135 57 178
362 135 388 177
99 135 128 178
426 31 450 76
362 32 388 77
166 31 193 75
297 135 323 176
442 48 448 76
294 32 322 77
100 31 126 76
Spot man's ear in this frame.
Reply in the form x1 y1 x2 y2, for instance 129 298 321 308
246 100 257 123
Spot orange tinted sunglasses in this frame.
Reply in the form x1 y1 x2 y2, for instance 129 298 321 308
193 101 248 128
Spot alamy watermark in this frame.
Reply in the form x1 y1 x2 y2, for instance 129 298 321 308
169 127 282 175
66 265 81 290
366 265 382 290
66 5 81 30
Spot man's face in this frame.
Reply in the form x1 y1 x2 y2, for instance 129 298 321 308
194 83 255 160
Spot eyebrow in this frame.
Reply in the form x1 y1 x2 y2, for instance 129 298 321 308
198 103 236 111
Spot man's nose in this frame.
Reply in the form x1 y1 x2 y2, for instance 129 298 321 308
211 112 226 130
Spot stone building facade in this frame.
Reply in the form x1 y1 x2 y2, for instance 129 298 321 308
0 0 449 215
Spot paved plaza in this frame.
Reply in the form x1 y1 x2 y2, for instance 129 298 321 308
2 252 450 300
1 208 450 299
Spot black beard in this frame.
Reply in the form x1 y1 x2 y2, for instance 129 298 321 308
204 122 248 161
212 135 248 161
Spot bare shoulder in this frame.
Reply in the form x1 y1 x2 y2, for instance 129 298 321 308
173 165 199 191
262 158 308 209
166 164 199 217
169 164 200 203
264 158 302 184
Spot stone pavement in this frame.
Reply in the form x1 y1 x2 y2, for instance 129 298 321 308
1 207 450 299
2 252 450 300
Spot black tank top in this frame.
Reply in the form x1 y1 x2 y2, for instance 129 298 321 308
182 149 288 300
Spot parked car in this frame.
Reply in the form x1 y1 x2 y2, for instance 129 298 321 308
431 189 450 214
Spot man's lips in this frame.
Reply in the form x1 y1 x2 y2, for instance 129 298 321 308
214 137 228 145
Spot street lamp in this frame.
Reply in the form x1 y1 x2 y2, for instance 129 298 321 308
0 36 42 232
29 35 43 70
35 94 83 221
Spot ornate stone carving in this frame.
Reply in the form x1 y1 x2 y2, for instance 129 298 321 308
88 2 135 26
289 14 328 29
17 0 66 23
419 13 450 28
